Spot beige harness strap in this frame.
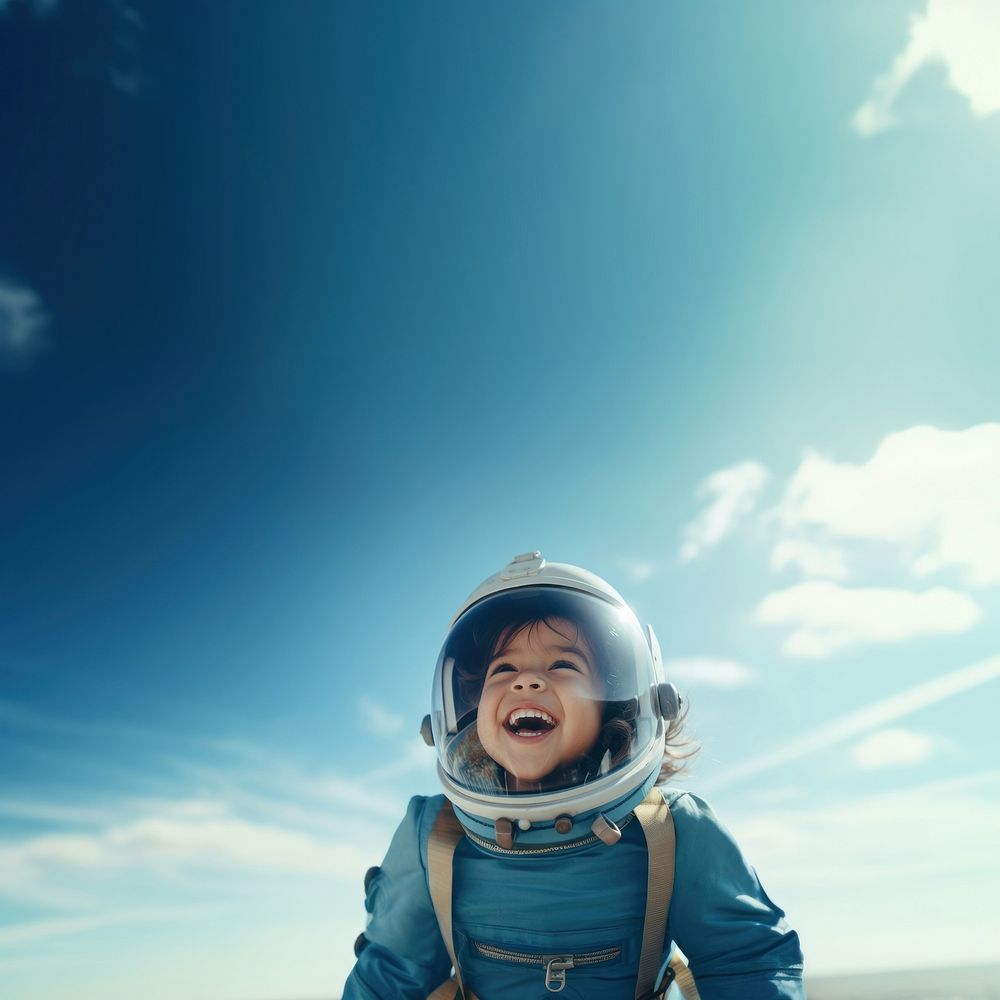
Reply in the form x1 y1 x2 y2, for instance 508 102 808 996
427 800 473 1000
633 789 701 999
426 977 461 1000
669 955 701 1000
634 788 676 998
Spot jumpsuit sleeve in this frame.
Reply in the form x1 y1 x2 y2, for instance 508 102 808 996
342 795 453 1000
668 792 806 1000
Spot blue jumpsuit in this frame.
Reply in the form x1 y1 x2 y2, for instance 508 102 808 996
343 788 806 1000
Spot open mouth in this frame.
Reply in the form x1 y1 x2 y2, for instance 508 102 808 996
504 708 557 738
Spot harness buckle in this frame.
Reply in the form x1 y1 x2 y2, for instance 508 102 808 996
636 960 675 1000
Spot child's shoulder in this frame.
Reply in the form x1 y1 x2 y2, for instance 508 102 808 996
656 787 733 836
655 786 749 867
656 785 714 813
401 792 449 820
391 794 449 870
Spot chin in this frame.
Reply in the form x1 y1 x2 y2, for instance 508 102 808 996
505 759 554 782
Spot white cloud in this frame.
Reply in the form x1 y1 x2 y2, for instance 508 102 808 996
174 743 411 821
0 726 416 997
703 655 1000 791
619 559 656 584
753 580 981 658
850 727 936 770
853 1 1000 136
0 277 48 366
358 696 406 737
0 740 421 915
362 735 437 783
665 657 757 689
0 802 370 878
727 772 1000 973
776 425 1000 587
769 538 849 580
0 796 380 911
680 460 769 562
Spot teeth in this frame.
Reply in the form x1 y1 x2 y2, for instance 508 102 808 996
507 708 554 726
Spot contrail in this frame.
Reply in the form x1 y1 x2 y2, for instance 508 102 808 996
702 654 1000 790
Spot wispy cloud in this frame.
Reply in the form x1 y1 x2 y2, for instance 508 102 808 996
0 905 206 948
0 277 48 367
0 799 113 826
849 727 937 770
704 655 1000 790
107 0 147 97
665 657 757 689
774 425 1000 587
733 770 1000 882
730 771 1000 974
358 696 406 737
752 581 981 658
361 735 436 783
853 1 1000 136
0 794 381 912
0 0 147 96
2 801 363 874
619 559 656 584
0 0 59 15
769 538 848 581
0 706 426 918
680 460 769 562
172 739 414 821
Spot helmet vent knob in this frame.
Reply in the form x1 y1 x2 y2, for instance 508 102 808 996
554 815 573 835
656 683 681 721
420 714 434 747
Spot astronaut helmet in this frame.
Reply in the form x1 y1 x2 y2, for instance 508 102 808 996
424 552 682 847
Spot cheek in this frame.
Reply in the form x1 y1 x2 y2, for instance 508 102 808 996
477 688 503 730
478 684 497 711
587 704 603 736
566 697 602 738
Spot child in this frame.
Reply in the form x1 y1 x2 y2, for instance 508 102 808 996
343 553 806 999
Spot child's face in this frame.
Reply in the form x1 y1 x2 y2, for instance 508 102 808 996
476 617 603 787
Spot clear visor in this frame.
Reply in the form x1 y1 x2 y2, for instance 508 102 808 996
431 587 660 797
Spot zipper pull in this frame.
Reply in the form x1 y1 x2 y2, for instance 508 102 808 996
544 956 574 992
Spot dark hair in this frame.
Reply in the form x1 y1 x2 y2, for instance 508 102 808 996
656 701 698 784
450 588 698 783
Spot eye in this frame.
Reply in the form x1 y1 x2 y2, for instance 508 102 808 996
488 662 515 677
550 660 581 672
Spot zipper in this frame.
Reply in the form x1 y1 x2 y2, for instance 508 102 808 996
464 813 634 857
474 941 621 993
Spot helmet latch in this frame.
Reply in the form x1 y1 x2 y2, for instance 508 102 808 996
495 817 515 849
590 813 622 846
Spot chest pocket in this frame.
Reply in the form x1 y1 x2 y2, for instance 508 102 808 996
458 924 627 1000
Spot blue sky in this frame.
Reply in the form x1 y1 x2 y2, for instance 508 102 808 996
2 1 999 997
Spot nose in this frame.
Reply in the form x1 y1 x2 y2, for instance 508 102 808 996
512 671 546 692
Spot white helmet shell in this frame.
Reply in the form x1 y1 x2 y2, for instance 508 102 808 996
452 552 630 624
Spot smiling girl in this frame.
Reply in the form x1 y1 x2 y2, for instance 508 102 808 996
343 553 806 1000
